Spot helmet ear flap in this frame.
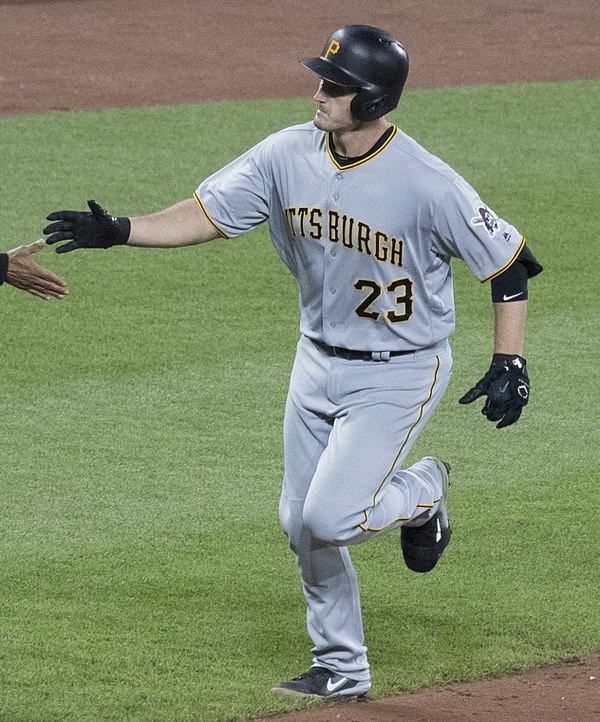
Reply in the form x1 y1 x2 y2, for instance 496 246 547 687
351 92 389 122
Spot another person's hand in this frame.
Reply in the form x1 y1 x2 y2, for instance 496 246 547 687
6 239 68 300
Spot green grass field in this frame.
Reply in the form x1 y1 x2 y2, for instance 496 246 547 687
1 79 599 722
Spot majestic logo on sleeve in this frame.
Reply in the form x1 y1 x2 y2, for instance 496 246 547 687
471 206 499 237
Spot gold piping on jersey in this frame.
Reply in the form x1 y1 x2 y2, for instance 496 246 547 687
193 191 228 239
481 235 525 283
326 125 398 171
358 354 441 533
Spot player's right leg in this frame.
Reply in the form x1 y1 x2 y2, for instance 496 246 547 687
277 335 371 692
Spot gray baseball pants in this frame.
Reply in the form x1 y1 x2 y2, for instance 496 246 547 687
279 334 452 682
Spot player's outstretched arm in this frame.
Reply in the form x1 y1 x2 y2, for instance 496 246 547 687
44 198 219 253
128 199 221 248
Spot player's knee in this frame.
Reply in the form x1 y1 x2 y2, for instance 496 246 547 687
279 493 304 545
302 500 348 545
278 495 292 537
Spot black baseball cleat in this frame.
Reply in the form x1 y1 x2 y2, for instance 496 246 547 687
401 458 451 573
271 666 371 699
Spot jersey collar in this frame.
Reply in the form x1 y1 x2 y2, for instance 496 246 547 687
326 125 397 171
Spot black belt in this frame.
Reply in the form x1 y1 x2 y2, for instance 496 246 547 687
313 340 414 361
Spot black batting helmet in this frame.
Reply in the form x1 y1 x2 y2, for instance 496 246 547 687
301 25 409 121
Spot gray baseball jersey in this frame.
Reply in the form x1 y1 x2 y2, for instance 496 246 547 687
196 121 523 351
195 122 524 683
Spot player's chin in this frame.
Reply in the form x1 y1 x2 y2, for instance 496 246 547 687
313 110 332 131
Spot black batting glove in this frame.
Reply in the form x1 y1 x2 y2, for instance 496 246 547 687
44 200 131 254
459 353 530 429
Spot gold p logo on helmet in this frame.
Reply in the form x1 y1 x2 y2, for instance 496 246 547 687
324 40 340 59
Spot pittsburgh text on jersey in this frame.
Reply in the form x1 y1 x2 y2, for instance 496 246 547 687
284 206 404 267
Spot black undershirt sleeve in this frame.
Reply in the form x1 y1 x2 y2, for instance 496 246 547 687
491 243 543 303
491 257 528 302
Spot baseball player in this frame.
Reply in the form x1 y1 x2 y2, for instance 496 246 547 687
43 25 542 699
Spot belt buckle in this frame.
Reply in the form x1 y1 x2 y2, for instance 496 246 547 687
371 351 391 362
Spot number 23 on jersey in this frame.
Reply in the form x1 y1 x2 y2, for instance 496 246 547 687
353 277 414 323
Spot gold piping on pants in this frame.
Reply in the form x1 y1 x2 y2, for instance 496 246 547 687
358 354 441 533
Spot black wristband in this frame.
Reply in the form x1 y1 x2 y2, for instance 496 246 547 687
0 252 8 285
115 217 131 245
492 352 527 370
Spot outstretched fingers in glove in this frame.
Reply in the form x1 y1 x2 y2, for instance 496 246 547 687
459 353 530 429
43 211 83 254
43 200 131 253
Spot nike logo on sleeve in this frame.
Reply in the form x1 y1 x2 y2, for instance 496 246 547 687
502 292 524 301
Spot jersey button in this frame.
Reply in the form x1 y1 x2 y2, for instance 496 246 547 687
330 287 337 294
333 194 339 201
330 249 337 257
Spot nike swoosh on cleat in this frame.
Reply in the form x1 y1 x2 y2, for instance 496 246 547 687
326 676 349 693
435 518 442 543
502 292 524 301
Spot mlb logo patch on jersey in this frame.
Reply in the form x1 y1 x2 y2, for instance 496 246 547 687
471 206 499 237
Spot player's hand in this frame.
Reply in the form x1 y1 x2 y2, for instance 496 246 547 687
6 239 69 300
459 353 530 429
43 200 130 253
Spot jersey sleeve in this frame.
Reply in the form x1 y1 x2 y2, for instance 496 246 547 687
431 175 524 282
195 138 273 239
